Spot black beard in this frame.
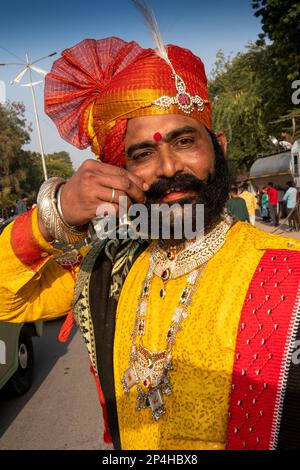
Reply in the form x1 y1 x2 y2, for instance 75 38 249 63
143 131 231 241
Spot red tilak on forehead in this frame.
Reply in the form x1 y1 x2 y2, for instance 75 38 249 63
153 132 162 142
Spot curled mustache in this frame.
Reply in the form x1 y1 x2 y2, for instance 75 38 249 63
145 173 211 203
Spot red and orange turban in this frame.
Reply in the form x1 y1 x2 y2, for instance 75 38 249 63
45 37 211 167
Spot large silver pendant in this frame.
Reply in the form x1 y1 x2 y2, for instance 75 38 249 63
122 345 173 421
136 378 172 420
147 388 165 420
122 366 139 392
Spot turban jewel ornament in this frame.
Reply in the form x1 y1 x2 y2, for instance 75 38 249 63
45 3 211 167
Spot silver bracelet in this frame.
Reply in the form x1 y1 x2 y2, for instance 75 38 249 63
56 184 73 229
37 177 88 244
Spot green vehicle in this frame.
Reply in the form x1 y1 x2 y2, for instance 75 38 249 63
0 321 43 396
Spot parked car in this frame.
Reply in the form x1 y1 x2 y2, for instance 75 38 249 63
0 321 43 396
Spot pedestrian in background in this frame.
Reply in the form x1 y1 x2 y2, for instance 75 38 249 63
16 194 28 215
283 181 299 231
240 183 257 226
226 187 250 222
260 187 270 222
267 182 279 226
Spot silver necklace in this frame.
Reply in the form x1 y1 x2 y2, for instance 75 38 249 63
122 244 206 420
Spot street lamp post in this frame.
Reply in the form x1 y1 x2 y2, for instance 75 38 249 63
26 54 48 180
0 51 56 181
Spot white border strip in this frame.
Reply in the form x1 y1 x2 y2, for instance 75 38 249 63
269 283 300 449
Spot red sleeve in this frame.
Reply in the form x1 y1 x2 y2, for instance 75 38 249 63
11 209 52 271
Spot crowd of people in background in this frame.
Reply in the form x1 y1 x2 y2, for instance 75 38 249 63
0 194 38 233
226 180 300 232
0 194 27 223
1 184 300 235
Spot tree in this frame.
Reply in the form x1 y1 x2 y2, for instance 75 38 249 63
208 1 300 172
45 151 74 180
209 42 295 171
0 102 74 210
0 102 32 208
252 0 300 80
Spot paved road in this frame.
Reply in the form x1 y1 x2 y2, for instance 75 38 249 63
256 219 300 241
0 319 111 450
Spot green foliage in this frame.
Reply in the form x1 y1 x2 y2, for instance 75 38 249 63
0 102 32 208
0 102 74 210
252 0 300 81
0 102 31 167
46 151 74 179
208 1 300 173
209 42 297 171
274 108 300 140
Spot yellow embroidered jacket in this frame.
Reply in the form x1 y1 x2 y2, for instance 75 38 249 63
1 208 300 450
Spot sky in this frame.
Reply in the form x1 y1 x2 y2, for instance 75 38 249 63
0 0 263 169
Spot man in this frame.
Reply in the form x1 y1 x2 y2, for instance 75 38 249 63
283 181 299 231
239 183 257 226
226 187 250 222
15 194 28 215
260 186 270 222
1 36 300 451
267 182 279 226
